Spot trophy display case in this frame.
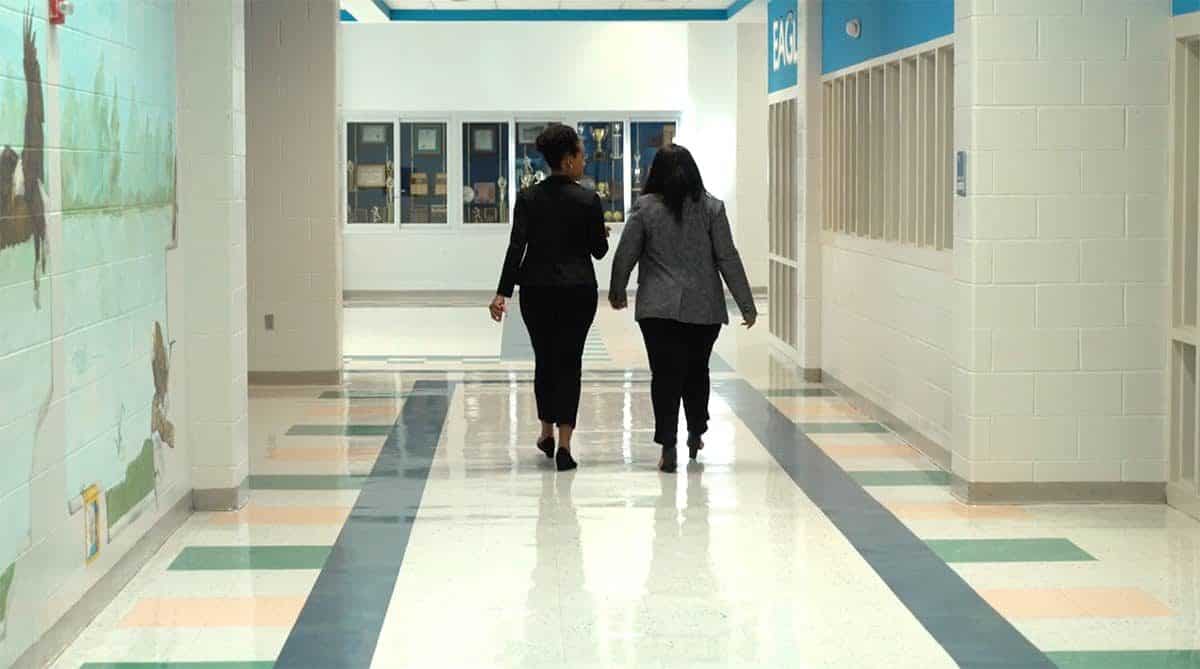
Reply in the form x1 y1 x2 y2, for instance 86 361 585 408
399 122 449 224
516 121 562 194
346 122 395 224
630 121 676 199
462 122 510 224
577 121 625 223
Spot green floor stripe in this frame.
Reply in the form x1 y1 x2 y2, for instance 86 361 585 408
249 475 370 490
766 388 839 397
82 663 275 669
849 470 951 486
286 424 393 436
1047 650 1200 668
798 421 889 433
927 538 1095 564
169 546 332 571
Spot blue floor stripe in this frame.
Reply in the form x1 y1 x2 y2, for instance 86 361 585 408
274 380 453 669
712 379 1052 669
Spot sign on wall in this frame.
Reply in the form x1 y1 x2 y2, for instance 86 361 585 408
768 0 798 93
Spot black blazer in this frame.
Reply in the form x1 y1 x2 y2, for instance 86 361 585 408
496 175 609 297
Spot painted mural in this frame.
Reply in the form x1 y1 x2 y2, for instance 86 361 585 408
0 13 47 302
0 0 178 663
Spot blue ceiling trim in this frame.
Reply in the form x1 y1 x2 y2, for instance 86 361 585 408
725 0 754 18
1176 0 1200 16
340 9 358 20
339 0 753 22
384 8 729 21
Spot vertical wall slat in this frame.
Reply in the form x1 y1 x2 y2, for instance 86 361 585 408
887 62 900 242
790 99 798 260
818 45 953 250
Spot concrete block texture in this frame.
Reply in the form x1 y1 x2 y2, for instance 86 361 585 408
953 0 1170 487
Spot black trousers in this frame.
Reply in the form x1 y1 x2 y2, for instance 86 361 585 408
519 286 598 428
638 318 722 447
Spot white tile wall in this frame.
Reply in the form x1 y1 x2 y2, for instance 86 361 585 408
1038 196 1126 238
1036 108 1126 149
246 0 342 374
954 0 1170 485
822 240 954 448
179 0 250 496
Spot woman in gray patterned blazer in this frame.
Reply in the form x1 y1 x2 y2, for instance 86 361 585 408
609 144 757 473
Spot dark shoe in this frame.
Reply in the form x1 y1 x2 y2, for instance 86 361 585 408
556 448 577 472
687 434 704 460
537 435 555 459
659 445 678 473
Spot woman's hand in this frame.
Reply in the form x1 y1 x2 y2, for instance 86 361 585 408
489 295 507 322
609 293 628 311
742 313 757 329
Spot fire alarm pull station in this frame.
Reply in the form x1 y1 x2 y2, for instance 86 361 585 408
955 151 967 197
50 0 74 25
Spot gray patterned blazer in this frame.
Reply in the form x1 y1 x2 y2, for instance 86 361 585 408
609 193 757 325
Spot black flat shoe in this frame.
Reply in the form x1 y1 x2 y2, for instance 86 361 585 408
659 446 677 473
687 434 704 460
556 448 577 472
537 436 555 459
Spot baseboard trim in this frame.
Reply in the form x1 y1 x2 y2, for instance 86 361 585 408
14 493 192 669
192 477 249 512
1168 482 1200 521
344 290 492 302
821 371 952 471
956 479 1166 505
249 371 340 386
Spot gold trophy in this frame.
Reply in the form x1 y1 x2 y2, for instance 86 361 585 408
591 126 608 161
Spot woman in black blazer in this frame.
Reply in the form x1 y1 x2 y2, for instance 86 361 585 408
491 125 609 471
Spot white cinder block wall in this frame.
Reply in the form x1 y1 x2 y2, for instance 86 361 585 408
246 0 343 379
179 0 250 507
953 0 1171 493
799 0 824 372
736 22 770 289
822 241 955 450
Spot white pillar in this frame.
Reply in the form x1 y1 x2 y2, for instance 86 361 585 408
952 0 1171 501
178 0 250 510
245 0 342 384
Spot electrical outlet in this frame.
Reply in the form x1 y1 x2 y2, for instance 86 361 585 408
265 313 275 331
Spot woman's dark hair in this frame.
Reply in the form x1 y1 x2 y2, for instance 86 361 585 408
642 143 705 221
535 124 581 171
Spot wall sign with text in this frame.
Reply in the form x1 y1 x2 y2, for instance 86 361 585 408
768 0 798 93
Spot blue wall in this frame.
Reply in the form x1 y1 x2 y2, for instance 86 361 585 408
822 0 954 74
768 0 799 92
1176 0 1200 16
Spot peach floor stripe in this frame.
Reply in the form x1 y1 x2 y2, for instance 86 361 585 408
119 597 307 628
770 399 863 419
980 588 1172 619
265 446 381 462
304 405 399 418
884 502 1030 520
210 504 352 526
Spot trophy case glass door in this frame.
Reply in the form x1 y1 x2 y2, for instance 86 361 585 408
346 122 395 225
578 121 625 224
399 121 449 224
515 121 562 194
630 121 677 199
462 122 510 224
